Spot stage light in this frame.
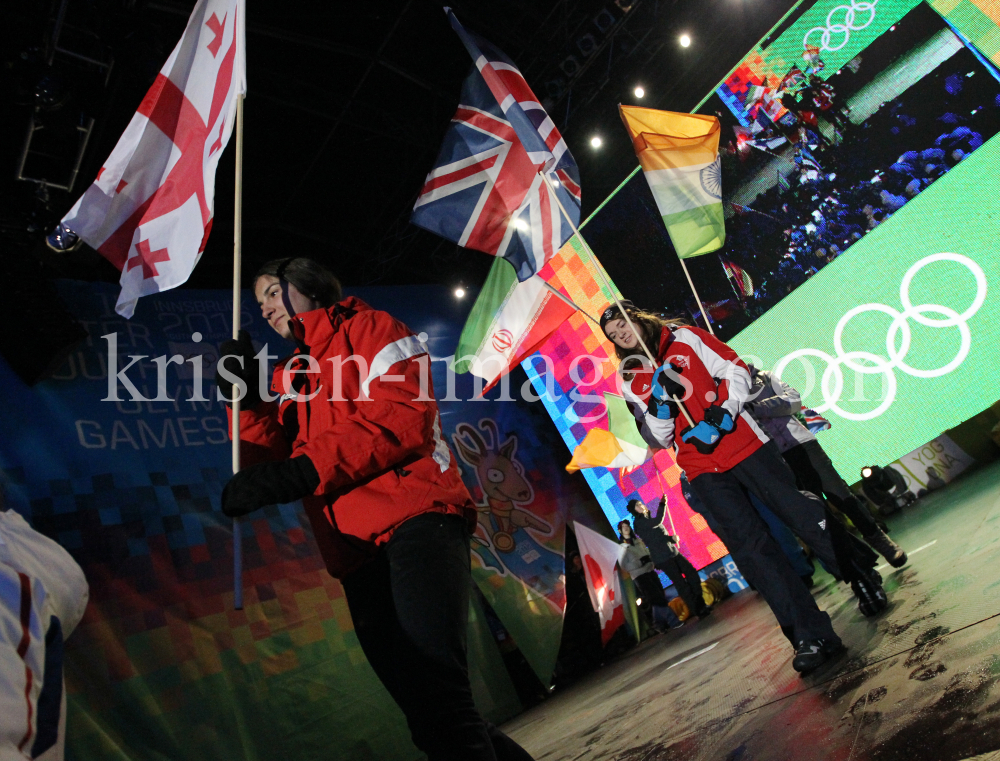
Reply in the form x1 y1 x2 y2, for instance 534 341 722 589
861 466 873 478
45 222 81 252
454 287 466 299
635 597 643 606
890 25 896 31
590 136 603 148
634 86 645 98
679 34 691 48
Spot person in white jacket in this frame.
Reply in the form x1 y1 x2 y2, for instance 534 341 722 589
745 367 906 568
0 488 89 761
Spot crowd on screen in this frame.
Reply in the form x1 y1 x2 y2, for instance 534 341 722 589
710 53 1000 325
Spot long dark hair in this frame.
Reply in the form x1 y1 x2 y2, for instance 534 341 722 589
602 302 687 363
617 519 635 545
254 257 343 307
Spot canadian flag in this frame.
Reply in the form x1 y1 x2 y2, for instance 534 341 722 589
573 521 626 645
62 0 245 318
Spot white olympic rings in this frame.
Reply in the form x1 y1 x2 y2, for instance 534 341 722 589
773 253 988 421
803 0 879 53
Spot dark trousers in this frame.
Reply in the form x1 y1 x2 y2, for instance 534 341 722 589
690 445 843 644
782 440 880 536
342 512 534 761
655 554 707 615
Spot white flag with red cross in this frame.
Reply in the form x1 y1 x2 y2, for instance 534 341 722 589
62 0 245 318
573 521 626 646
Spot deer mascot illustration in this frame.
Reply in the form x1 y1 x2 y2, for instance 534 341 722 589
452 419 552 554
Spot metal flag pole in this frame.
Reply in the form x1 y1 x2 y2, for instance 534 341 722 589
231 91 245 611
538 170 695 428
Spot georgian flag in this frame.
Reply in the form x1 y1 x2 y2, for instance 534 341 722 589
61 0 245 318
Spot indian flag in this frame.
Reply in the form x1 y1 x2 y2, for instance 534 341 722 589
619 106 725 259
566 393 650 473
454 256 574 393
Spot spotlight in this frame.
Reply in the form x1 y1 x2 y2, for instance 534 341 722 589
634 86 645 98
861 466 873 479
454 287 466 299
45 222 82 252
679 34 691 48
635 597 643 606
590 136 603 148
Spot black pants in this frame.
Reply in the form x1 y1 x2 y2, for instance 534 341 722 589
342 512 534 761
655 554 707 616
690 445 843 644
782 440 880 536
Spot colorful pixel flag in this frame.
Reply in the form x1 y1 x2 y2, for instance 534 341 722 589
573 521 626 646
618 107 725 259
566 393 649 473
411 10 581 281
454 257 574 393
62 0 245 318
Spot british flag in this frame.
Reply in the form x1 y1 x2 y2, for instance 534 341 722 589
410 9 581 282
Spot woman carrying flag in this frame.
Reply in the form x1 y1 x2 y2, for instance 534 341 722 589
600 301 888 673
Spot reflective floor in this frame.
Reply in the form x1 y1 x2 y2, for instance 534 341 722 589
503 460 1000 761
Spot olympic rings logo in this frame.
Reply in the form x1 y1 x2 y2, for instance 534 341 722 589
773 253 988 421
803 0 878 53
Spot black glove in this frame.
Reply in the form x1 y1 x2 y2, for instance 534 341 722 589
216 329 262 409
221 456 320 518
703 405 735 432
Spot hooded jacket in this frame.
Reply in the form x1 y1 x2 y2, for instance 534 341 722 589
232 297 475 579
746 368 814 453
624 326 768 479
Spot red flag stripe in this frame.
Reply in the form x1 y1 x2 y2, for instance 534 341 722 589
453 107 517 142
420 154 499 195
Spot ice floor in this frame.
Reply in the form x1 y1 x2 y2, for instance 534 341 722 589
503 460 1000 761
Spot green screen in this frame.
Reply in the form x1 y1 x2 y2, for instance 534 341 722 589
728 131 1000 481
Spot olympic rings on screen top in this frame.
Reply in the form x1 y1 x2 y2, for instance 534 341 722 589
773 253 987 421
803 0 879 53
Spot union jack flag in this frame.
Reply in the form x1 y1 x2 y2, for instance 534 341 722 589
410 9 581 281
802 408 832 434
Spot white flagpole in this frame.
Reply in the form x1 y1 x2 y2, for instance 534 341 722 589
231 91 245 611
539 171 695 428
679 257 716 336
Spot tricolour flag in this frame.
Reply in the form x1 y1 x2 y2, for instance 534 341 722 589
618 107 725 259
410 9 581 282
573 521 626 646
723 260 754 298
62 0 245 318
454 257 574 393
566 393 650 473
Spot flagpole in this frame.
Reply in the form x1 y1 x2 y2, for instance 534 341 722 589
719 254 742 302
677 257 715 336
654 470 678 537
535 277 600 325
231 91 245 611
539 171 695 428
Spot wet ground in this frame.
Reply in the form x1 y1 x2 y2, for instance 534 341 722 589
502 460 1000 761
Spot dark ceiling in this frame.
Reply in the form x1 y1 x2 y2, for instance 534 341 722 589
3 0 802 296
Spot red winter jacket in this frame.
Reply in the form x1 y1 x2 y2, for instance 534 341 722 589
624 325 768 479
232 297 475 579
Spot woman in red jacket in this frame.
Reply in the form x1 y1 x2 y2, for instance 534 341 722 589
217 257 533 761
601 301 887 673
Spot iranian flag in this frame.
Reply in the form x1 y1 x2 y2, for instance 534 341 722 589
573 521 626 645
61 0 245 318
454 257 574 392
566 393 650 473
618 106 725 259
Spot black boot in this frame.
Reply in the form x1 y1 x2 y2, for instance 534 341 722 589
850 560 888 616
863 529 907 568
793 638 846 673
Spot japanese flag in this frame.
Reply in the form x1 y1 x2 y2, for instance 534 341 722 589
573 521 626 645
